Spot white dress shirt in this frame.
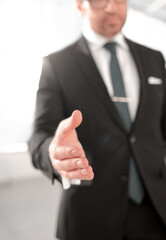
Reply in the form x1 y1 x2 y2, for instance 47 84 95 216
62 24 140 189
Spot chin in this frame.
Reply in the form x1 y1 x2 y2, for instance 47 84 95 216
104 28 120 38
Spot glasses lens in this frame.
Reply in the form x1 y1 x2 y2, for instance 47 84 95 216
115 0 126 3
90 0 126 9
91 0 107 9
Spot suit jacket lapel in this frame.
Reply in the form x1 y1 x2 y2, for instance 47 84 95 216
75 36 126 132
126 39 147 133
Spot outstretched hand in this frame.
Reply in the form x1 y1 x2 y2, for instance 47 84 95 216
49 110 94 180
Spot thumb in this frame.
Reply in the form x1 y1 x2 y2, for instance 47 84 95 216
71 110 83 129
58 110 83 135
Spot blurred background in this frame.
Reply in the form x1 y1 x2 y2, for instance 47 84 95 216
0 0 166 239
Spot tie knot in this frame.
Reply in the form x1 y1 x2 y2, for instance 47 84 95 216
104 42 116 54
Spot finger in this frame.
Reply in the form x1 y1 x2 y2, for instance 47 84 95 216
52 157 89 171
57 110 82 135
60 166 94 181
52 146 82 160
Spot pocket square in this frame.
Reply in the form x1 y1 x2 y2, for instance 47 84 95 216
148 76 162 85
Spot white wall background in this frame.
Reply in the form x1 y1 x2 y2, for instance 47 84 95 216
124 8 166 58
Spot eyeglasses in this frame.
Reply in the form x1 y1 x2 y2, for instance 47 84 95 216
88 0 126 10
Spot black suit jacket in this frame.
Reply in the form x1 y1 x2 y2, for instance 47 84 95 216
29 36 166 240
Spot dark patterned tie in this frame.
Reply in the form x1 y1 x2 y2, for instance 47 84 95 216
105 42 144 204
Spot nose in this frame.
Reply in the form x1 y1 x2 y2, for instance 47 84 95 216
104 0 116 13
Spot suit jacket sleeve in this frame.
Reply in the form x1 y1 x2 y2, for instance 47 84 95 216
28 56 66 184
161 54 166 151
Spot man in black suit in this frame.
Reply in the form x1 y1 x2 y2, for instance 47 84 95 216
29 0 166 239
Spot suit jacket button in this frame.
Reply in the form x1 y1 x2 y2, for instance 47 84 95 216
130 136 136 143
121 174 128 183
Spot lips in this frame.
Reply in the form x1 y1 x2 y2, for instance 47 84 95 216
105 13 120 22
106 18 121 27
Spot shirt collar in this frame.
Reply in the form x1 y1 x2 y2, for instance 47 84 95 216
82 19 129 51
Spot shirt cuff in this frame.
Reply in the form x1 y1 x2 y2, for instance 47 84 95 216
61 176 81 189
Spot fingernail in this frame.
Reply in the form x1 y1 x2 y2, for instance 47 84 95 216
76 160 84 168
71 149 80 157
81 169 88 175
